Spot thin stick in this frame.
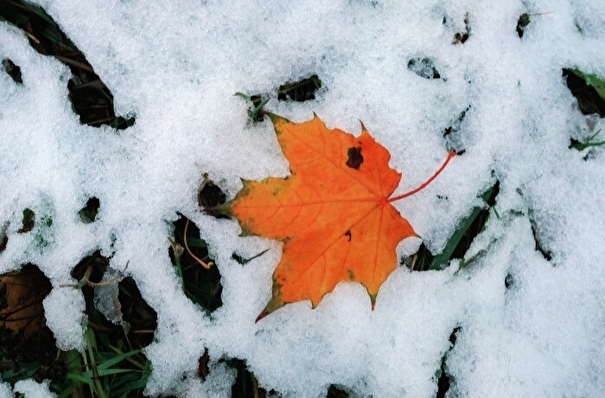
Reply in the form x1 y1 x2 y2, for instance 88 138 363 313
184 219 212 269
388 151 456 203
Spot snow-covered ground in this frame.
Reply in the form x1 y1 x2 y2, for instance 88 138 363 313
1 0 605 396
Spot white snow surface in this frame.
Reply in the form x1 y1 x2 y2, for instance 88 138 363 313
1 0 605 396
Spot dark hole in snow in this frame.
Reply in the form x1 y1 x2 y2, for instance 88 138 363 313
117 277 158 347
407 57 441 80
70 250 108 284
0 223 7 252
452 14 470 44
530 222 553 262
236 74 321 122
199 178 229 219
443 106 470 155
516 13 531 38
505 273 514 289
197 348 210 381
199 179 227 209
0 0 135 129
563 68 605 117
169 214 223 314
1 58 22 83
70 251 158 348
278 74 322 102
78 197 100 223
435 326 460 398
327 385 351 397
405 242 434 271
225 357 270 398
18 208 35 233
250 94 267 122
346 146 364 169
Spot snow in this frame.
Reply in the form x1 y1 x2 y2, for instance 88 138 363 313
1 0 605 396
13 380 56 398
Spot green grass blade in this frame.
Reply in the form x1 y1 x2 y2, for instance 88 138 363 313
572 69 605 100
96 349 141 371
96 368 137 377
429 183 498 270
65 372 94 386
112 377 149 398
429 206 484 270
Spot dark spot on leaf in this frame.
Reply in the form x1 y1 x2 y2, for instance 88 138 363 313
344 230 352 241
346 146 363 169
347 269 355 281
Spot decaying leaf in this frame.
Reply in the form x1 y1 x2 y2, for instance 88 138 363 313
0 264 51 339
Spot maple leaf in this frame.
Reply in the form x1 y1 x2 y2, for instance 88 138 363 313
220 114 454 319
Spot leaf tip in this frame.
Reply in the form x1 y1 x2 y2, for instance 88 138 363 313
255 310 269 323
359 120 368 132
267 112 290 125
370 293 377 310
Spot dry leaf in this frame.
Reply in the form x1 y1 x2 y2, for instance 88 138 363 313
220 114 453 319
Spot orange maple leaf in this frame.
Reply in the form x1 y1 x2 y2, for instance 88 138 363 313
221 114 454 319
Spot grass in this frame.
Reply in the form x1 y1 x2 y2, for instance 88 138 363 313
0 254 156 397
408 181 500 272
